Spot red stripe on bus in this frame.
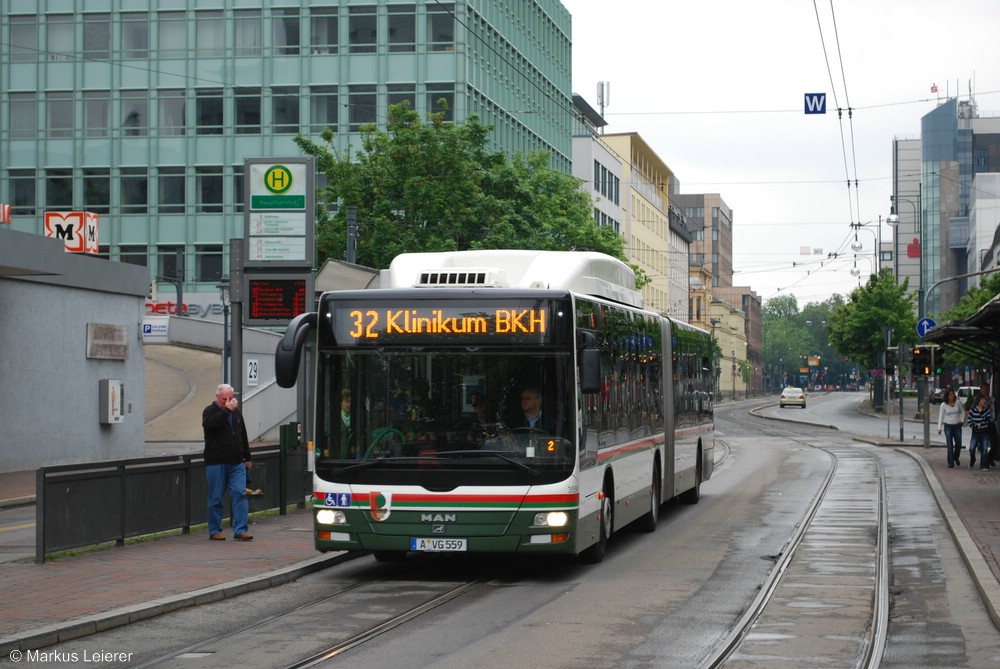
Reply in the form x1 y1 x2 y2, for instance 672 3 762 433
596 436 663 462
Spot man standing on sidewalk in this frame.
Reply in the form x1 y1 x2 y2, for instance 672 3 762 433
202 383 254 541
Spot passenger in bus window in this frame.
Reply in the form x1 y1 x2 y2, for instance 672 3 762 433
468 392 496 438
339 389 357 458
512 385 557 434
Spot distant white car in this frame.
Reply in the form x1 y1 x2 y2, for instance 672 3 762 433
779 387 806 409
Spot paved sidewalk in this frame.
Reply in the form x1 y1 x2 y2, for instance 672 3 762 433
1 392 998 653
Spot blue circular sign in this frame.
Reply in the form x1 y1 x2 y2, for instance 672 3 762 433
917 317 936 337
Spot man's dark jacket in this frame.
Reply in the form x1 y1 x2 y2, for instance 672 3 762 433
202 402 252 465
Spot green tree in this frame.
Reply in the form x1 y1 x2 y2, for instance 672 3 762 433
294 103 634 279
828 270 916 370
936 272 1000 374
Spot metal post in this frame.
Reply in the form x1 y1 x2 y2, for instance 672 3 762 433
229 238 244 402
346 206 358 264
922 375 931 448
222 303 230 384
883 327 892 439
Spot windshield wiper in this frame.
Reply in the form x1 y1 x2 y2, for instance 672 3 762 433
442 449 541 477
335 456 424 474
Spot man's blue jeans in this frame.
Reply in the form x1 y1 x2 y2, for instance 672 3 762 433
206 463 249 536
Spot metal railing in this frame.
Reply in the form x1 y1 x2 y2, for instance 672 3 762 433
35 443 308 563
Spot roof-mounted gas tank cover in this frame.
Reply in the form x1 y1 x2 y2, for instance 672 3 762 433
382 250 643 308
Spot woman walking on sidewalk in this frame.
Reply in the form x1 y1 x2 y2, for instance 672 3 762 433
967 394 992 470
937 389 964 468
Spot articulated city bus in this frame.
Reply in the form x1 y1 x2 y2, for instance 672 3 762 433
276 250 714 563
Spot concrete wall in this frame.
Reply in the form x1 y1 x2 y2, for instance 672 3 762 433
161 316 295 442
0 230 148 472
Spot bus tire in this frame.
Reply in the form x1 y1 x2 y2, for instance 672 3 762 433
373 550 407 562
579 477 613 564
679 447 702 505
636 463 660 533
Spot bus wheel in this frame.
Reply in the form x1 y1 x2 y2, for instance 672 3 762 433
679 448 702 505
373 550 407 562
637 463 660 533
579 479 613 564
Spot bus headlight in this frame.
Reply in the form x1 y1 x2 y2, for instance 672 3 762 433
316 509 347 525
534 511 568 527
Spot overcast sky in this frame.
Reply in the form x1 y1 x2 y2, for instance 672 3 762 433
561 0 1000 309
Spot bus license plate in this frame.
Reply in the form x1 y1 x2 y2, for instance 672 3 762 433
410 537 467 552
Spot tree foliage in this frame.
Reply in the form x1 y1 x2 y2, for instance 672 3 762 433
763 294 854 388
828 270 916 369
294 103 634 279
935 272 1000 372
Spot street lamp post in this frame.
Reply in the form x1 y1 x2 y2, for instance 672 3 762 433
731 350 736 401
849 221 880 278
887 187 922 318
216 277 231 385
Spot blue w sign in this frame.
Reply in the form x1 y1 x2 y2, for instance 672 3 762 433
804 93 826 114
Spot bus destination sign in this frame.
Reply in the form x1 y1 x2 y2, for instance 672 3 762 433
345 308 545 338
330 302 565 345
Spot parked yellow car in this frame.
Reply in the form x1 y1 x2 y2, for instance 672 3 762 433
779 387 806 409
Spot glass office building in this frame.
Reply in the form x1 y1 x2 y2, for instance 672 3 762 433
1 1 572 293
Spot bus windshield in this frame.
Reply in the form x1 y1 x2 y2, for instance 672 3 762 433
314 347 575 486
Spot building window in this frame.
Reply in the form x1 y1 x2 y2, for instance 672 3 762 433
235 88 262 134
47 91 73 138
47 14 74 61
121 168 148 214
272 87 300 134
273 9 300 55
9 16 37 62
46 168 73 209
158 167 185 214
158 12 186 59
9 169 37 215
9 93 37 139
235 10 262 57
387 84 415 114
196 89 224 135
121 91 148 136
196 166 223 214
427 4 455 51
233 164 244 213
121 13 148 59
388 5 416 53
310 86 339 133
310 7 338 54
119 245 148 267
196 11 224 58
196 245 223 282
84 91 110 138
349 6 377 54
159 89 185 136
349 85 376 131
83 168 110 215
83 14 110 60
426 84 454 122
158 246 184 281
593 161 600 192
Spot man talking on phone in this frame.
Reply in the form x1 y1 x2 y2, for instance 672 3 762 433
203 383 254 541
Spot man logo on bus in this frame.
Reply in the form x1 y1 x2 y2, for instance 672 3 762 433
371 492 392 521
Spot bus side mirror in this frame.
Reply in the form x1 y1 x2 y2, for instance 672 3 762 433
580 348 600 394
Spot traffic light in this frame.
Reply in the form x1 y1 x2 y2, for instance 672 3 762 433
885 347 897 376
932 348 944 376
911 347 930 376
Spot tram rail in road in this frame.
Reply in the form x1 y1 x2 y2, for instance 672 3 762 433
701 445 890 669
